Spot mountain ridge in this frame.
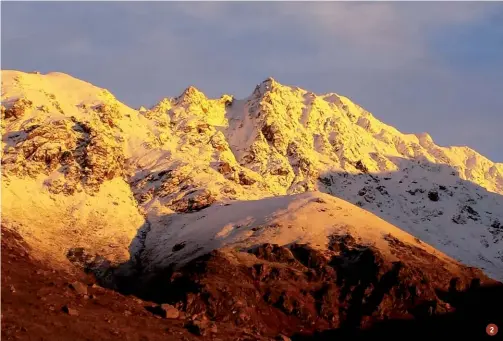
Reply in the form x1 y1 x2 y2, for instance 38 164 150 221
1 69 502 282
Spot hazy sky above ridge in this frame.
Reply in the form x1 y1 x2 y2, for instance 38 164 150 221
2 2 503 161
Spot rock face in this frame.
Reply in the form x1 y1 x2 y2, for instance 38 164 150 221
128 239 497 337
1 70 503 281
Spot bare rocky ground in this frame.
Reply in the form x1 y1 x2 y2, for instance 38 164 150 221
4 224 502 341
0 227 269 341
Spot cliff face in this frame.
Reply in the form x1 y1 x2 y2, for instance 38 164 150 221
1 70 502 281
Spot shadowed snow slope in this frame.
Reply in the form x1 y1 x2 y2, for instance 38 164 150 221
1 70 502 280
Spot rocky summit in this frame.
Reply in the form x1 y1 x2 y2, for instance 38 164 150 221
2 70 503 340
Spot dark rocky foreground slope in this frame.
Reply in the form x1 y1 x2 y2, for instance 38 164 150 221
4 223 501 341
4 227 299 341
116 236 503 340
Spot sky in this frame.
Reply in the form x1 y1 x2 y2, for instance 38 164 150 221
2 2 503 162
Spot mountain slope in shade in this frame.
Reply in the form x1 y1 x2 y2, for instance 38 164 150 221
1 70 503 282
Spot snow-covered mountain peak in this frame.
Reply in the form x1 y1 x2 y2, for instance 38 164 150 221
175 85 205 103
2 70 502 281
259 76 278 86
251 76 284 98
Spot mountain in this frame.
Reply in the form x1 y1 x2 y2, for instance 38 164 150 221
2 70 502 278
2 70 503 339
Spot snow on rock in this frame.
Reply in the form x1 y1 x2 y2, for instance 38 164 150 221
2 70 503 280
141 191 462 273
1 70 148 265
